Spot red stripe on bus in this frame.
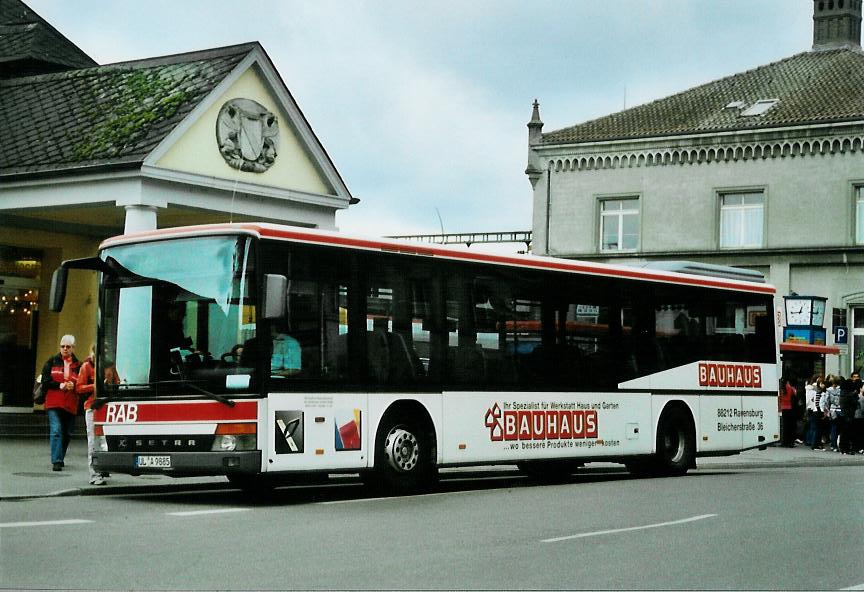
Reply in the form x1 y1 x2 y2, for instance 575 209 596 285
93 401 257 423
258 227 775 295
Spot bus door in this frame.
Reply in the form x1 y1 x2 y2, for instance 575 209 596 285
264 278 367 471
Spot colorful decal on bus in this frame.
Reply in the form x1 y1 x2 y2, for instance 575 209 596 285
275 411 304 454
335 409 362 451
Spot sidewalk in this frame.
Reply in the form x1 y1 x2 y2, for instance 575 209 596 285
2 435 862 500
0 435 230 500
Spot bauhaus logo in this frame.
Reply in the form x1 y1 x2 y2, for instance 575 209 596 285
485 402 598 442
698 363 762 388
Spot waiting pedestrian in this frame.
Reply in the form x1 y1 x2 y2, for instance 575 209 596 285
823 375 843 451
837 378 859 454
41 335 80 471
817 377 829 448
805 375 824 449
778 377 797 447
855 380 864 454
76 344 116 485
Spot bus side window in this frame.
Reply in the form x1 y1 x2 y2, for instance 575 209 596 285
362 258 430 387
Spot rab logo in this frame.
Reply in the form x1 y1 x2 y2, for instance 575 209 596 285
105 403 138 423
485 404 597 442
698 363 762 388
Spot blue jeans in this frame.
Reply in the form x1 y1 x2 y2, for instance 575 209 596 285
829 417 842 449
47 408 75 464
806 411 822 448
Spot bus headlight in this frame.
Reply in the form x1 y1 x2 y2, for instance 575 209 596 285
218 434 237 451
211 423 257 452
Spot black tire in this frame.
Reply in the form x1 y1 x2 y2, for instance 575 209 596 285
626 406 695 477
369 414 437 495
654 406 695 476
517 459 582 483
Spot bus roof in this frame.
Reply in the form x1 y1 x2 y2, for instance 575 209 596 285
99 222 775 295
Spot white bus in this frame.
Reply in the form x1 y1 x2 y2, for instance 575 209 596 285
51 223 780 492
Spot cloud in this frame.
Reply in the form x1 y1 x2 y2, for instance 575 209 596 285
269 2 531 236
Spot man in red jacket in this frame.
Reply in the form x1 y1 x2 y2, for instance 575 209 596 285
41 335 80 471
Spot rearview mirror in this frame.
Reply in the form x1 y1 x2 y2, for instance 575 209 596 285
49 256 119 313
262 274 287 319
49 267 68 312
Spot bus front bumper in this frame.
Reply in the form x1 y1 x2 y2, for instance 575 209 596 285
93 451 262 477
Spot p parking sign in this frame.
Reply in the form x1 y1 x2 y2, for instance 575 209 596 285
834 326 848 345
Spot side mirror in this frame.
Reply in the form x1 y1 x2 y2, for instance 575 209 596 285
49 267 69 312
49 256 113 313
262 274 287 319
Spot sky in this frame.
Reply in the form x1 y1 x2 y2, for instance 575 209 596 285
28 0 813 246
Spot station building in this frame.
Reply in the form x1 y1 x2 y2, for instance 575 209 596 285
526 0 864 380
0 0 354 407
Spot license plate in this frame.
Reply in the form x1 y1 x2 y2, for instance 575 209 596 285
135 455 171 469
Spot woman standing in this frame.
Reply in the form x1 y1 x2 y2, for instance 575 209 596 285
41 335 80 471
778 377 797 447
76 344 114 485
805 375 824 449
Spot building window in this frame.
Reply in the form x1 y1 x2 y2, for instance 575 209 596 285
856 186 864 244
740 99 778 117
600 198 639 252
720 191 763 248
853 307 864 379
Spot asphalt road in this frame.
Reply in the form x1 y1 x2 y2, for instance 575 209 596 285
2 466 863 590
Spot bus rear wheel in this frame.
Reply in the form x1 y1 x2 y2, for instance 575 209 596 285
370 415 436 495
627 406 696 477
628 406 694 477
656 407 695 475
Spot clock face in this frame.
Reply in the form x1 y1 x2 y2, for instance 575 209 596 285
811 299 826 327
786 299 812 326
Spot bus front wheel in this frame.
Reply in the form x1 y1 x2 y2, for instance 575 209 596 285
371 416 436 494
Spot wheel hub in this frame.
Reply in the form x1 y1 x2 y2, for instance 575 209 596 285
663 427 685 463
384 427 419 473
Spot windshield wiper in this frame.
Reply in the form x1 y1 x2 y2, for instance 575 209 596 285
91 380 236 408
181 381 236 407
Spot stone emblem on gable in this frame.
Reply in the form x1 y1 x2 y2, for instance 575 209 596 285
216 98 279 172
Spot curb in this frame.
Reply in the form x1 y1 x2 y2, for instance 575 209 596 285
695 458 864 471
1 481 234 501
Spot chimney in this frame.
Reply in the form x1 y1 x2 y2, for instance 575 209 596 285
813 0 862 50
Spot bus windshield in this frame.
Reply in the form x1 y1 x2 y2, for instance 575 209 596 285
99 235 258 398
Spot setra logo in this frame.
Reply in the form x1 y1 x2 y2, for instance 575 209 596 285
105 403 138 423
485 402 597 442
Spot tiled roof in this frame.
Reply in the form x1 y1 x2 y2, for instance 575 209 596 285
0 0 97 75
0 43 255 178
542 48 864 145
